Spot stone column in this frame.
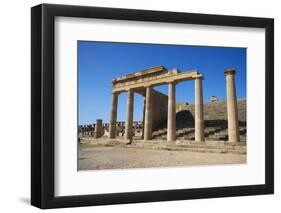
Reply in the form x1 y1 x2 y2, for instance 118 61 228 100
144 86 153 140
94 119 103 138
109 92 118 139
167 82 176 141
194 76 205 142
125 90 134 140
225 69 240 142
142 98 146 139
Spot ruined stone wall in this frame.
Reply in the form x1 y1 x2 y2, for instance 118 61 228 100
176 99 246 128
152 89 168 130
143 89 168 131
155 99 246 129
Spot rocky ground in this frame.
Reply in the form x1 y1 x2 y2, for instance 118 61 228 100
78 143 246 170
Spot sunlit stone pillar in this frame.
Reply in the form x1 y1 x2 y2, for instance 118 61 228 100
225 69 240 142
109 92 118 139
194 76 205 142
167 82 176 141
142 98 146 139
94 119 103 138
144 86 153 140
125 90 134 140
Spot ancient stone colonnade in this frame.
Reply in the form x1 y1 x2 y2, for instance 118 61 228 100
108 66 240 143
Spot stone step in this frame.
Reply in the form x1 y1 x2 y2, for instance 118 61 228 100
176 132 193 136
153 128 246 138
207 136 227 140
204 130 216 134
154 127 244 132
154 135 244 141
181 128 193 131
214 132 228 136
177 136 192 140
125 143 246 154
176 144 244 150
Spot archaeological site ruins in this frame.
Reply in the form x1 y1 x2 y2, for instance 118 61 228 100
79 66 246 154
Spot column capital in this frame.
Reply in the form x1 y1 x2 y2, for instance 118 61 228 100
126 88 135 93
224 69 236 76
193 74 204 80
111 91 121 95
166 80 177 84
144 84 153 88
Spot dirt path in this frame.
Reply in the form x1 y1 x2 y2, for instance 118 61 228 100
78 144 246 170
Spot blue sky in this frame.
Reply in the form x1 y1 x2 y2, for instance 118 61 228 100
78 41 246 125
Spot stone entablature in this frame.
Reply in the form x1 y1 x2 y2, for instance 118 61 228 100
112 66 167 83
112 66 200 94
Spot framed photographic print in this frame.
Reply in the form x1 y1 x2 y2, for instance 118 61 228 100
31 3 274 209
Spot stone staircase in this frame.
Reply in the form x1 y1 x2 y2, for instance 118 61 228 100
81 137 246 154
128 140 246 154
152 126 246 142
152 99 247 142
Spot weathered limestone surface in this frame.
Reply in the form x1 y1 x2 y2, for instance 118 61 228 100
109 92 118 139
194 76 205 142
151 89 168 131
144 86 153 140
112 66 199 93
174 99 246 128
125 90 134 140
94 119 103 138
225 69 240 142
167 82 176 141
142 87 169 139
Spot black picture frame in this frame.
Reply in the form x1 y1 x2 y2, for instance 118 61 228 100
31 3 274 209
